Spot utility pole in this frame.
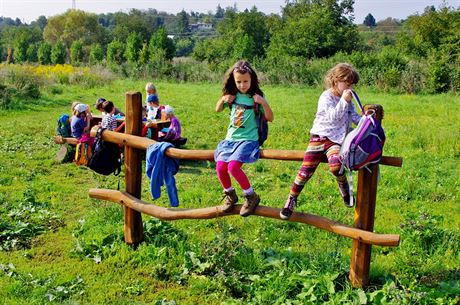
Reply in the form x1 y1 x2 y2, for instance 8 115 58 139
72 0 76 9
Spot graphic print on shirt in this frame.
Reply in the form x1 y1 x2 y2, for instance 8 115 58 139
232 105 246 128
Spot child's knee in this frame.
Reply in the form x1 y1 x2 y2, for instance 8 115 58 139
216 161 228 174
328 155 342 176
228 161 243 175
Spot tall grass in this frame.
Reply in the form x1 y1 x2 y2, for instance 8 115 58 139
0 81 458 304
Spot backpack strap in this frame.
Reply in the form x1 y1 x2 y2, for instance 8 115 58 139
96 127 105 141
230 102 255 110
351 90 365 115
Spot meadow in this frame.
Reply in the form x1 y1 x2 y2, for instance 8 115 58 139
0 80 459 304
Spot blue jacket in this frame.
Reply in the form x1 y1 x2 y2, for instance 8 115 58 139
146 142 179 207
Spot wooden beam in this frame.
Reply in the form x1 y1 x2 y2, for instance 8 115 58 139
53 135 78 146
123 92 144 245
349 104 384 288
89 127 403 167
89 188 400 247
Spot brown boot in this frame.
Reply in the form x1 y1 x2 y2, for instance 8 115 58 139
222 189 238 212
240 192 260 217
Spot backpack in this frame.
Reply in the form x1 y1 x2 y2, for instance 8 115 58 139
74 142 92 166
57 114 71 137
229 101 269 146
88 128 121 175
339 91 385 172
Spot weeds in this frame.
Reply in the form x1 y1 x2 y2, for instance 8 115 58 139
0 188 63 251
0 263 85 303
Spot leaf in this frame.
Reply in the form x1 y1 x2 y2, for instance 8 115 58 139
356 289 367 304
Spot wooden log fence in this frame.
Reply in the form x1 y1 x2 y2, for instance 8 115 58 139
87 91 403 288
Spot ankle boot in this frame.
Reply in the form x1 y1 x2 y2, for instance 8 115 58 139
222 189 238 212
240 192 260 217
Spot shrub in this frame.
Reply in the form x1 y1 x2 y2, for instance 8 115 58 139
51 42 67 64
89 43 104 64
26 44 38 62
70 40 84 65
37 42 52 65
107 40 125 65
0 84 15 110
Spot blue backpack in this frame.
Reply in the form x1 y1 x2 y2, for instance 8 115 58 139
57 114 71 137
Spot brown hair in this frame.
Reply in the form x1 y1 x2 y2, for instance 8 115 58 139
102 100 114 113
325 63 359 91
95 97 106 110
222 60 264 97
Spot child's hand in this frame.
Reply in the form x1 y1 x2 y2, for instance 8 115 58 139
253 94 266 105
223 95 235 103
342 89 353 103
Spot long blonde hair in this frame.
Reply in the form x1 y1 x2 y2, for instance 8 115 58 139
325 63 359 94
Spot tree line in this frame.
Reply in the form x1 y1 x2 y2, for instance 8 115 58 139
0 1 459 93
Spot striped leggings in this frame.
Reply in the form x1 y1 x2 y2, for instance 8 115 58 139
290 135 349 198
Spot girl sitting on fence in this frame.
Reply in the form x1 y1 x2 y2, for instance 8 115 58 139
280 62 362 220
214 60 274 217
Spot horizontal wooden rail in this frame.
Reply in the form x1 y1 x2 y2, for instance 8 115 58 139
89 188 400 247
54 135 78 146
88 127 403 167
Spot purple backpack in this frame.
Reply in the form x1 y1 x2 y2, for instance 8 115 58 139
339 91 385 172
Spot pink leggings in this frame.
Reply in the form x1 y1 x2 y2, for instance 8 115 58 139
216 161 251 190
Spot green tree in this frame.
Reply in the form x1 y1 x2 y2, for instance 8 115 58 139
175 10 190 35
396 7 460 58
43 9 108 49
106 40 125 64
26 44 38 62
193 8 270 65
37 42 52 64
51 42 67 64
1 26 42 63
89 43 104 64
112 9 162 42
31 15 48 31
215 4 225 18
125 32 143 63
138 43 149 64
13 34 28 63
70 40 84 64
149 28 175 60
267 0 358 60
363 13 376 27
175 38 194 57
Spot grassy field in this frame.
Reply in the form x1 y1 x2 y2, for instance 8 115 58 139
0 80 459 304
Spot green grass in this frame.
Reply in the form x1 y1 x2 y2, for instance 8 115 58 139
0 81 459 304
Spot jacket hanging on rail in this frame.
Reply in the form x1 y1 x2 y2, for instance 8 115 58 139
145 142 179 207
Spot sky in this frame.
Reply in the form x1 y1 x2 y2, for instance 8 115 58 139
1 0 459 24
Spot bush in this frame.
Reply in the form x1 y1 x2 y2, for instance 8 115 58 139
0 84 14 110
51 42 67 64
89 43 104 64
37 42 52 65
70 40 84 65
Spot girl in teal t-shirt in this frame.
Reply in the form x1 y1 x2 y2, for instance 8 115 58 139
214 60 274 217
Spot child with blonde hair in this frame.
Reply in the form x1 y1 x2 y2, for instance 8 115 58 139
215 60 274 217
280 63 362 220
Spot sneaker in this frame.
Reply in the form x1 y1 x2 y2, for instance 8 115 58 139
343 194 354 208
240 192 260 217
222 189 238 213
280 195 297 220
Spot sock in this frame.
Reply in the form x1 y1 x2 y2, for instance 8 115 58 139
243 187 254 196
224 186 235 193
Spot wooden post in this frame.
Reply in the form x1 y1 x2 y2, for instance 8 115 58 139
349 104 383 287
123 92 144 245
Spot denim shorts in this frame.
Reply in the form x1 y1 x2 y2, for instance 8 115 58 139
214 140 260 163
